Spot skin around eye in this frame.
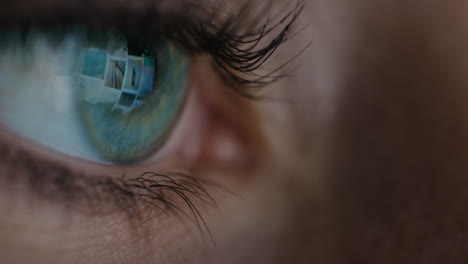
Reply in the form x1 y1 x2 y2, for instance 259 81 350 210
0 29 263 263
0 1 312 264
0 26 190 165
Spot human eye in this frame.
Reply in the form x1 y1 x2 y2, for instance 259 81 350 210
0 26 190 165
0 26 194 165
0 0 305 260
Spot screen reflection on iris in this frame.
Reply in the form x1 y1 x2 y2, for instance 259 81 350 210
0 27 190 164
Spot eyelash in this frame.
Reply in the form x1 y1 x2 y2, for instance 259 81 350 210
1 137 216 240
1 0 305 236
164 0 305 95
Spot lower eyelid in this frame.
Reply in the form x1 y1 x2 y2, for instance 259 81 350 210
0 129 216 230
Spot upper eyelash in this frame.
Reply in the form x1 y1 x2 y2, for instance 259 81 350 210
166 0 306 96
3 0 305 97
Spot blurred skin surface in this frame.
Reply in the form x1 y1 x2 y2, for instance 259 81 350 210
2 0 468 263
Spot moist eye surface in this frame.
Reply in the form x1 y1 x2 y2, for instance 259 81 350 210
0 26 190 164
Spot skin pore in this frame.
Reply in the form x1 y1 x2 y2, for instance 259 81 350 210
2 0 468 263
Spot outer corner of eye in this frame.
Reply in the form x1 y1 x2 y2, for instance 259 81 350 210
0 25 260 172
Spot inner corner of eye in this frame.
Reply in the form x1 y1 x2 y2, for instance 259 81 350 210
0 25 192 165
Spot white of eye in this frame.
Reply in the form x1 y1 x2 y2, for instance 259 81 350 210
0 29 104 163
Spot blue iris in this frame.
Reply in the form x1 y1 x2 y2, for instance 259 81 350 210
78 30 190 164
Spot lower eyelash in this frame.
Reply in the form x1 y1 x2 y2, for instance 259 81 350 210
0 137 216 240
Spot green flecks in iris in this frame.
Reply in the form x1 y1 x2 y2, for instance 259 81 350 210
78 37 189 164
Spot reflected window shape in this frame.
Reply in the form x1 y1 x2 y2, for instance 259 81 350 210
77 41 157 115
138 55 156 99
113 54 156 113
123 57 142 91
105 60 126 90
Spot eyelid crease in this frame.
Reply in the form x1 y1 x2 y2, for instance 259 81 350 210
0 135 216 240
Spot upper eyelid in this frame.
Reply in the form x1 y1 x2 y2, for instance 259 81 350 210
0 0 306 93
